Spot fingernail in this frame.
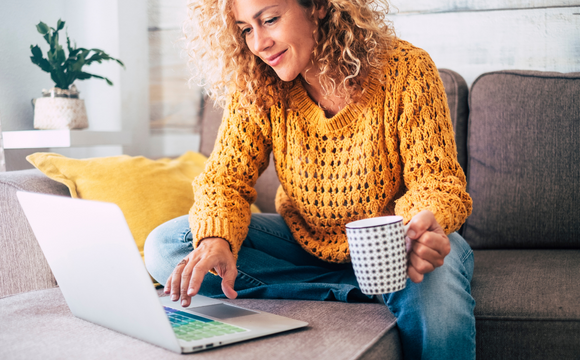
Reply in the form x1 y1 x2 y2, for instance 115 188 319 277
187 288 194 296
181 300 187 306
407 229 416 238
171 294 178 301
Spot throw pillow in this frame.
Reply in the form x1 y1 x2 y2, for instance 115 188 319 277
27 151 261 261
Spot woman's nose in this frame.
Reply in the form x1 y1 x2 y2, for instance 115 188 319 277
253 28 273 53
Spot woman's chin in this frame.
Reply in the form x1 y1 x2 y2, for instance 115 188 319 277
272 69 299 83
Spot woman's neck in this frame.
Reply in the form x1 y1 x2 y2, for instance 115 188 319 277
300 76 348 118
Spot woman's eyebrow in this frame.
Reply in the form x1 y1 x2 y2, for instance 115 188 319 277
236 5 279 24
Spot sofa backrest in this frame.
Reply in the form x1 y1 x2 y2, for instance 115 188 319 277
463 70 580 249
438 69 469 173
199 69 470 214
0 169 68 297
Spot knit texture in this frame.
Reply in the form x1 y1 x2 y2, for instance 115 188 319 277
190 40 472 263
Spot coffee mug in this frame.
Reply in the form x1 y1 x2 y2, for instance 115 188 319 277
346 216 409 295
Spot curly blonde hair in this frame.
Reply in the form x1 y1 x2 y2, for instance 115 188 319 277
185 0 395 112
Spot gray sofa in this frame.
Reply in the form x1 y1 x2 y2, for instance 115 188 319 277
1 69 578 360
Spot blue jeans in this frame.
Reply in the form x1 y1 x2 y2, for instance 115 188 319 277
144 213 475 360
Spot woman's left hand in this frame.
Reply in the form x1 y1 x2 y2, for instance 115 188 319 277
405 210 451 283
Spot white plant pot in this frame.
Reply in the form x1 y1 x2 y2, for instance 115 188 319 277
33 97 88 130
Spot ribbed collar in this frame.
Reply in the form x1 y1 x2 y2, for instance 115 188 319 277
290 69 382 133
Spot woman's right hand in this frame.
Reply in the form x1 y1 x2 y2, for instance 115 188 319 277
164 237 238 307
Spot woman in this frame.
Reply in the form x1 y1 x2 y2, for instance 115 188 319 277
145 0 475 358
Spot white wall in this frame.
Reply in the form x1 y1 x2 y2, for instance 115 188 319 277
148 0 202 158
0 0 149 170
387 1 580 86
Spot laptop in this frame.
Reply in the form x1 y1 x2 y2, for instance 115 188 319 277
17 191 308 354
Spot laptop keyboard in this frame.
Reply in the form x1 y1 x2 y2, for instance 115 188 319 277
164 306 247 342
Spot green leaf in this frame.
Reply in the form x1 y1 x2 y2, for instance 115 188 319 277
84 49 125 69
76 71 92 80
56 19 65 31
115 58 125 69
47 49 56 63
49 71 60 87
33 57 53 73
66 33 72 52
36 22 49 35
50 68 70 89
70 54 85 72
76 71 114 86
30 44 43 58
56 48 66 64
30 45 52 73
68 48 81 58
86 52 106 65
52 32 59 51
65 70 78 88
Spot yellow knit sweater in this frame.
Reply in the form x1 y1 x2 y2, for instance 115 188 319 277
189 40 472 263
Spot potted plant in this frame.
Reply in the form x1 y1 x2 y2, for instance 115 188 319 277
30 19 124 130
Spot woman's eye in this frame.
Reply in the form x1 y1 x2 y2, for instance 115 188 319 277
241 28 251 36
264 17 278 25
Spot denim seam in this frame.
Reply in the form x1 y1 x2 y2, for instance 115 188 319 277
460 248 473 265
247 223 294 244
237 269 266 286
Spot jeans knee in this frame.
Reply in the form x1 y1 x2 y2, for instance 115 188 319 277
143 226 164 276
446 232 474 283
387 233 476 335
143 215 191 284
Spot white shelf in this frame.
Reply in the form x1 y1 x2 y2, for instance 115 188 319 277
2 130 132 149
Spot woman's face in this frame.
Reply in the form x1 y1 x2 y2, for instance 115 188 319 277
233 0 326 82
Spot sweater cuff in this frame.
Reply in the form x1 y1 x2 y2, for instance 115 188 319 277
189 216 242 261
395 197 465 235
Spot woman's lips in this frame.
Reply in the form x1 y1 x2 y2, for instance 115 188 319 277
266 49 287 67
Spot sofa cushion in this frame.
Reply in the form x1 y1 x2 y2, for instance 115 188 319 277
464 70 580 249
0 287 401 360
0 169 69 297
439 68 469 173
471 249 580 359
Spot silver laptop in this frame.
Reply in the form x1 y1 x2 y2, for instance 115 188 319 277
17 191 308 354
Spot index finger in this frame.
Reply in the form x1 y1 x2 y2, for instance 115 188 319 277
406 210 437 239
186 261 213 297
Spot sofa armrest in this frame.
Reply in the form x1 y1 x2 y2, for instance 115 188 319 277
0 169 70 298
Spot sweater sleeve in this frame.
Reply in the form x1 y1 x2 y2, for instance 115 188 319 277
189 96 272 259
393 49 472 234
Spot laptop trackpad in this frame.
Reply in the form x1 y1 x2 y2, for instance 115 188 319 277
192 304 258 319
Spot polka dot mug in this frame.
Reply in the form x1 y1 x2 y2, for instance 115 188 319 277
346 216 409 295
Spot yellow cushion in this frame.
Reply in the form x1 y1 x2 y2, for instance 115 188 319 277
27 151 260 261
